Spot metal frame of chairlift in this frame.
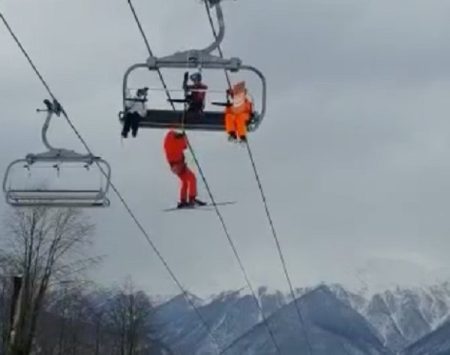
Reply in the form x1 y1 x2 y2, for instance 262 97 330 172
3 100 111 207
121 0 267 132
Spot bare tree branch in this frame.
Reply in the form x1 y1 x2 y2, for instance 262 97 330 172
1 206 95 355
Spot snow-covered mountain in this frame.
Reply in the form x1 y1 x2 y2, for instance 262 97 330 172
224 286 390 355
331 282 450 352
153 288 291 354
152 282 450 354
402 320 450 355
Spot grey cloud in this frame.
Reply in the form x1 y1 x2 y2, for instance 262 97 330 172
1 0 450 296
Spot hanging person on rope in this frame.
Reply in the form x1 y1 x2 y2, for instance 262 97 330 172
121 87 148 138
163 129 206 208
224 81 253 143
184 72 208 114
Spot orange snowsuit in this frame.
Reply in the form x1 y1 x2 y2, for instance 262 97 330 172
225 99 253 138
163 130 197 203
224 82 253 138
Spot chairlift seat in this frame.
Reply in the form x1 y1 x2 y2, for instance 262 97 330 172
120 109 260 132
5 189 110 208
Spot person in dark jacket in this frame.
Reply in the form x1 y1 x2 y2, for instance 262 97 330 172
185 73 208 113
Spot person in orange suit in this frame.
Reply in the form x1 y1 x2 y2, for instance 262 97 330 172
163 130 206 208
224 81 253 143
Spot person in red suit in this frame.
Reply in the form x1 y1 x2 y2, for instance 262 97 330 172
163 130 206 208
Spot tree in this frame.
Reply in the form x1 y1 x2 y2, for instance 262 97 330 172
105 279 155 355
0 206 95 355
40 284 110 355
0 274 12 354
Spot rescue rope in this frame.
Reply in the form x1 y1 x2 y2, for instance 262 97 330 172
126 1 283 353
203 2 314 354
0 11 221 354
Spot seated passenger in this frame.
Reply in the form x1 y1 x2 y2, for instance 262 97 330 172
224 81 253 143
122 87 148 138
185 72 208 113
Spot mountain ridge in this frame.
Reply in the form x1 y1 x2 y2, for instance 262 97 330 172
152 282 450 354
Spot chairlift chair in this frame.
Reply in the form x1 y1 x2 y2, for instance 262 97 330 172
3 100 112 207
120 0 267 133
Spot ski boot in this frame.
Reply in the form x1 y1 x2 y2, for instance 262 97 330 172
177 201 189 209
189 197 207 207
228 132 237 142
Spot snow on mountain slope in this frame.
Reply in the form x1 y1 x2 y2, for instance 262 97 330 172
153 290 266 353
403 320 450 355
225 286 391 355
151 282 450 354
330 283 450 351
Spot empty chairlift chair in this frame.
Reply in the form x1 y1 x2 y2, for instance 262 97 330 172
3 100 111 207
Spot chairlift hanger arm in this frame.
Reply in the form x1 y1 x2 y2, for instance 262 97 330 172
201 0 225 54
138 0 227 70
31 98 108 165
38 99 63 152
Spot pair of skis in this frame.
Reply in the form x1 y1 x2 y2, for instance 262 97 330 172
163 201 236 212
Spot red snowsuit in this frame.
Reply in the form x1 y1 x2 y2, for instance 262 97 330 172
163 131 197 203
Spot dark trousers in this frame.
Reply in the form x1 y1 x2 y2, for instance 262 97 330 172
188 102 203 113
185 96 204 114
121 112 141 138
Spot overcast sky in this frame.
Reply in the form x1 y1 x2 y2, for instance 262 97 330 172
2 0 450 297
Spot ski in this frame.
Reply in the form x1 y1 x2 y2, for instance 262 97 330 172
163 201 236 212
